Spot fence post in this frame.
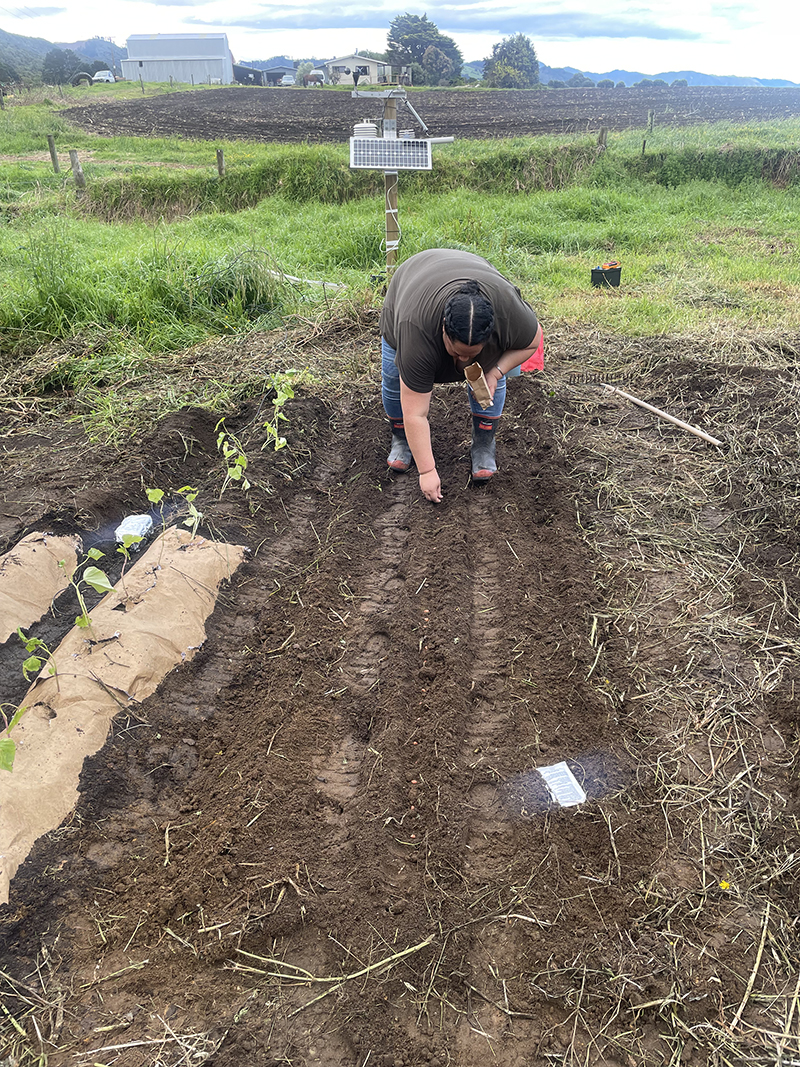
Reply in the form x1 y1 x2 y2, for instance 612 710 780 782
47 135 60 173
68 150 86 191
216 149 226 178
0 86 4 111
169 75 173 88
597 127 608 150
648 109 654 131
139 74 145 94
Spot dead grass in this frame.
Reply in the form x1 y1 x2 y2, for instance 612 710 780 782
543 323 800 1063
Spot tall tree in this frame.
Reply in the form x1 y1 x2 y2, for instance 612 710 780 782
386 13 462 78
42 48 87 84
482 34 539 89
0 59 20 83
422 45 453 86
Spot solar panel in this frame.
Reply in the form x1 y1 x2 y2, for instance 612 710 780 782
349 138 432 171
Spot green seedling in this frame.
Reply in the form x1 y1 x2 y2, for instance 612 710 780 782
0 704 27 773
116 533 144 593
16 627 60 690
59 548 115 631
216 419 250 495
262 369 299 452
177 486 203 538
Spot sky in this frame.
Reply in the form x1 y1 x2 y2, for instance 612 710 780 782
1 0 798 81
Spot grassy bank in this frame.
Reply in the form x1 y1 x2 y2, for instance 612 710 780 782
1 106 799 437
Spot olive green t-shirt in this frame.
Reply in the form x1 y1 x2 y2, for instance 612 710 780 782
379 249 539 393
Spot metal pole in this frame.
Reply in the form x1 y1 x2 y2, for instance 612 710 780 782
47 135 60 173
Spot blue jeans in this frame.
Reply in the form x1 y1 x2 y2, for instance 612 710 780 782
381 338 507 420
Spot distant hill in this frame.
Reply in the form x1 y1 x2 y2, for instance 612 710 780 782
0 27 127 77
465 59 799 88
0 26 56 77
56 37 127 67
536 62 800 88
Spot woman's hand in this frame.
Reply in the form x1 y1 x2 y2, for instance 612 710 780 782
419 468 442 503
485 365 504 399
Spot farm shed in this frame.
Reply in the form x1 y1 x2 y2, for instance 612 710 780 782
233 63 265 85
120 33 234 85
262 63 296 86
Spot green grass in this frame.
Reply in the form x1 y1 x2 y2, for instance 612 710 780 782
2 103 800 438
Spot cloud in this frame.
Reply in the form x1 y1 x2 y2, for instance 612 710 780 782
183 4 699 39
3 5 64 15
148 0 217 6
194 4 701 40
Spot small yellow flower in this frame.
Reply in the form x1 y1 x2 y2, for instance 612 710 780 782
719 880 730 890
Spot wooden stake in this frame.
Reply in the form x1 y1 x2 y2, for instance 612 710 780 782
384 95 399 272
47 135 60 173
601 383 723 446
68 150 86 190
216 149 225 178
597 126 608 149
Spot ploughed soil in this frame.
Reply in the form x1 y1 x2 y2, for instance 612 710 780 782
61 85 800 143
1 321 800 1066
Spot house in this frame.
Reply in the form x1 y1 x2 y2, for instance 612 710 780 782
120 33 235 85
324 54 403 87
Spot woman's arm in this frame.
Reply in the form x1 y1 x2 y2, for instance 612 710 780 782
485 324 543 397
400 379 443 503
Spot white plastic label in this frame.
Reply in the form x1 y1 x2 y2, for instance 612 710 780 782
538 761 586 807
115 514 153 547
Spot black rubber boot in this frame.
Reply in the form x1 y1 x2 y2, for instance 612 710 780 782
471 414 499 481
387 419 413 472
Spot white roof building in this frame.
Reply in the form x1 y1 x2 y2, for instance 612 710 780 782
121 34 234 85
324 55 398 86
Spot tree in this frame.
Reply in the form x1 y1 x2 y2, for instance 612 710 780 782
422 45 453 86
615 81 626 88
42 48 90 85
548 79 566 88
386 13 462 78
567 72 595 87
597 79 614 89
671 78 688 87
0 59 20 84
482 33 539 89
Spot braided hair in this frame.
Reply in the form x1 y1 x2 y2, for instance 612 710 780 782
443 281 494 347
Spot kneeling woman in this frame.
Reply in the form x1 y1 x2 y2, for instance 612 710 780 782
380 248 543 503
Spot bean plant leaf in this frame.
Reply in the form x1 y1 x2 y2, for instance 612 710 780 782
22 655 42 679
87 548 105 561
83 566 114 594
146 488 164 505
0 738 15 772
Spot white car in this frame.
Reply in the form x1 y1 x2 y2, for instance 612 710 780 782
92 70 115 83
280 74 296 85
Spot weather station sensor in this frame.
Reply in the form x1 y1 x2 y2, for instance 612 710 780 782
349 138 432 171
347 84 453 271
